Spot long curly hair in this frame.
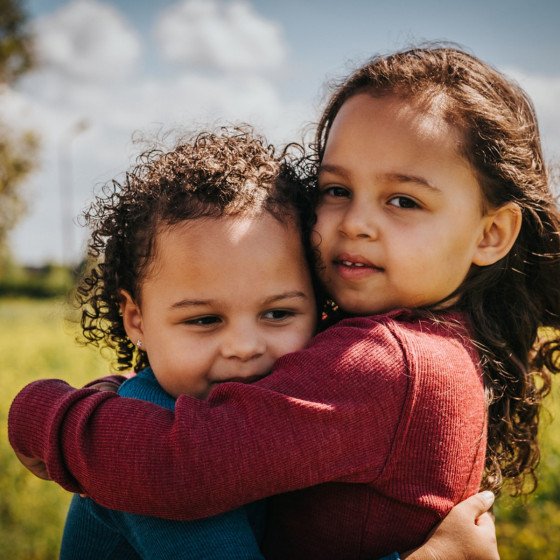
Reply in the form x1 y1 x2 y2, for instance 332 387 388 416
312 45 560 495
75 126 318 373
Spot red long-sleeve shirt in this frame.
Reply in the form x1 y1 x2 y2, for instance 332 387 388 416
9 310 486 558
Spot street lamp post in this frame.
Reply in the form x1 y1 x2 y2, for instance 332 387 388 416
58 119 89 266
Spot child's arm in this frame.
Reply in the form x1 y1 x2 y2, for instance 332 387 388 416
10 377 123 482
8 317 485 525
8 321 411 518
9 374 398 517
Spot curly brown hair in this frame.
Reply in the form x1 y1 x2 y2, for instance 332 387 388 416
312 45 560 495
76 126 318 373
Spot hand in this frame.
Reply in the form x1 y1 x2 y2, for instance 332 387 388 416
402 492 499 560
87 381 120 392
13 449 52 481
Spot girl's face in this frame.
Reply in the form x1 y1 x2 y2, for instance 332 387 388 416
122 213 316 399
314 93 493 315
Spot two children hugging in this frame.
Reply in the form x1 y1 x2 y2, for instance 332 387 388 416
10 45 560 559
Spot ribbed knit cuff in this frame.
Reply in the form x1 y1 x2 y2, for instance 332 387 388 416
7 378 108 494
8 379 71 458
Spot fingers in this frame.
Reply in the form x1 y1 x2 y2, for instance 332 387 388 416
476 512 496 529
89 381 120 392
15 451 52 480
455 491 495 519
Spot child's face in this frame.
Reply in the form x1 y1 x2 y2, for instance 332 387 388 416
314 93 491 315
123 213 316 399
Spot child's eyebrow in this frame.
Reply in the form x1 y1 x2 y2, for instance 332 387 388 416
170 299 214 310
385 172 441 192
169 291 309 310
262 291 310 305
319 163 440 193
318 163 348 177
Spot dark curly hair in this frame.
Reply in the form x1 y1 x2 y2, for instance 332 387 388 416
76 126 318 373
312 45 560 495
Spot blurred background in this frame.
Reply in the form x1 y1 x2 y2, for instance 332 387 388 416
1 0 560 558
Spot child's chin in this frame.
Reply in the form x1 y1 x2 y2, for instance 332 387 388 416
337 298 387 317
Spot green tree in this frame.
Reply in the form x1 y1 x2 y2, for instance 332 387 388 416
0 0 37 260
0 0 34 83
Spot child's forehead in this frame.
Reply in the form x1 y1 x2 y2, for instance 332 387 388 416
138 212 310 300
149 212 301 267
331 93 468 162
156 209 297 236
344 91 455 129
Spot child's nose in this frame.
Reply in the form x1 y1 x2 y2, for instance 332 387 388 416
221 323 266 361
338 204 378 240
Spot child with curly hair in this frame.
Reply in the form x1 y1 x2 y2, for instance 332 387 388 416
11 45 560 558
57 127 318 559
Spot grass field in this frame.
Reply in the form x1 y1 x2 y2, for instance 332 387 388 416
0 298 107 559
1 297 560 558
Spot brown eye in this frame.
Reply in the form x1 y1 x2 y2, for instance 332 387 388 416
186 316 221 326
323 186 350 198
263 309 295 321
389 196 418 209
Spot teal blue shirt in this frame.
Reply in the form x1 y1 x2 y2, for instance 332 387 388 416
60 368 266 559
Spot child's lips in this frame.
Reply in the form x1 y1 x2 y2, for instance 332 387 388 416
334 254 383 280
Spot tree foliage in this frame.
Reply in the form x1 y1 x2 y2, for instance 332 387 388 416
0 0 34 84
0 127 38 252
0 0 37 259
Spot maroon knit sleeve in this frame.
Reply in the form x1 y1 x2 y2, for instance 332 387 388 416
8 319 410 520
8 380 124 494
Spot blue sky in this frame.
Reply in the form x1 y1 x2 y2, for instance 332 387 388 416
7 0 560 264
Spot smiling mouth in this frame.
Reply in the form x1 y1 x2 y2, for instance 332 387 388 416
340 260 369 268
334 258 383 270
333 257 383 279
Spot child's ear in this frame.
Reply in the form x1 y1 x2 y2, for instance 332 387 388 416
120 289 144 347
472 202 522 267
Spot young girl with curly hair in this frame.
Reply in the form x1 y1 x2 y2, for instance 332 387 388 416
10 45 560 558
56 127 319 559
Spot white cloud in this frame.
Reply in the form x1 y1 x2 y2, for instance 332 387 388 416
154 0 286 72
505 68 560 163
32 0 141 82
8 1 305 266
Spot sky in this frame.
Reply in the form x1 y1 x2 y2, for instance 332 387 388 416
4 0 560 265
